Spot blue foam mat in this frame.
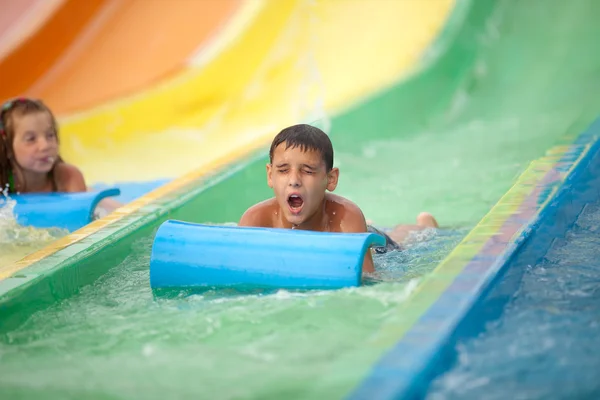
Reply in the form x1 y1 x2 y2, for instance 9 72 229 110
150 220 386 290
3 188 120 232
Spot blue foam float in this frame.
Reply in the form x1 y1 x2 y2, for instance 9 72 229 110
2 188 120 232
149 220 386 290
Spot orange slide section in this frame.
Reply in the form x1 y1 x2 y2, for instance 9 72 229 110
0 0 62 55
0 0 241 115
0 0 106 100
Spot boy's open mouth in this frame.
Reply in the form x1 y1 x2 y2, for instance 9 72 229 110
287 194 304 213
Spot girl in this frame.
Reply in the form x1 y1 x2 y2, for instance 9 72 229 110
0 97 120 212
1 98 85 193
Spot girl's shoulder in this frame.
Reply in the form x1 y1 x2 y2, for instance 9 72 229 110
54 162 87 192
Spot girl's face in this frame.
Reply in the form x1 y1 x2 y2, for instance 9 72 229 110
12 111 58 174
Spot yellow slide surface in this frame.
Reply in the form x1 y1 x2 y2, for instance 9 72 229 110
0 0 453 185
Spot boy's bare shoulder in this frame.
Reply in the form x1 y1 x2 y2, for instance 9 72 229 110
239 198 277 227
325 193 365 215
54 162 86 192
325 193 368 232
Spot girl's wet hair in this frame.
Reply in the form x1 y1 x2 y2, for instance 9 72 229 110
0 98 62 193
269 124 334 171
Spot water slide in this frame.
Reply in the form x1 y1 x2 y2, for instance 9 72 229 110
0 0 451 264
1 0 600 398
0 0 450 185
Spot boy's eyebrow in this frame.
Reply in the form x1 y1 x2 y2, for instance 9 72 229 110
275 163 289 168
302 164 317 169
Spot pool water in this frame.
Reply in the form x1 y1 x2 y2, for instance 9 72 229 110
0 227 465 400
427 203 600 399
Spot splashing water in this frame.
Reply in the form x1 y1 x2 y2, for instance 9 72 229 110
369 227 470 284
0 190 68 266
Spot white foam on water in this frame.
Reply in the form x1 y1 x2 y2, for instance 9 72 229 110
0 189 68 248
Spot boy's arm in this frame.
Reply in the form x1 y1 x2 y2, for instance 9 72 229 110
239 204 269 227
238 209 257 227
341 207 375 274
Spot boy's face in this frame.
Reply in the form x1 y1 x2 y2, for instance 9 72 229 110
267 143 338 226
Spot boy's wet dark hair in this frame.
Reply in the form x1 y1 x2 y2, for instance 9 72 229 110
269 124 334 171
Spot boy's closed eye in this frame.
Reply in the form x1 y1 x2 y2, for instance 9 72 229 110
275 163 289 174
302 164 318 173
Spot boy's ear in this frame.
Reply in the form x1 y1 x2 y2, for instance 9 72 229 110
326 167 339 192
266 163 273 188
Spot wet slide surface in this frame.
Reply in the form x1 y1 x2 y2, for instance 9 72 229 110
2 0 600 399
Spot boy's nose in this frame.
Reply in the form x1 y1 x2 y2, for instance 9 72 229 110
288 170 301 187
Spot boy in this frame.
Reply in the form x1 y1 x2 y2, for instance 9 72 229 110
238 124 438 273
